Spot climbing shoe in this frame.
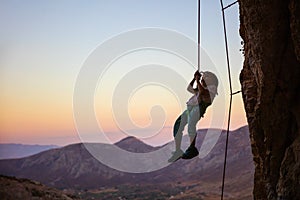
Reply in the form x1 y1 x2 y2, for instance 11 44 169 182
168 149 184 163
181 146 199 159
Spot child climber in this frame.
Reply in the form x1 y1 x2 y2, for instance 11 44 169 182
168 70 218 162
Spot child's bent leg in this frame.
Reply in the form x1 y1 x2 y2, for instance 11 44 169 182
187 106 201 147
173 111 188 151
182 107 201 159
168 111 188 162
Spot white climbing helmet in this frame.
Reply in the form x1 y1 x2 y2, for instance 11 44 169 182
200 71 219 95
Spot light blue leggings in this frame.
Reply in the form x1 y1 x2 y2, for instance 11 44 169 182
173 102 210 138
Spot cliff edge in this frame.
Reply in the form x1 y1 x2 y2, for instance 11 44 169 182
239 0 300 199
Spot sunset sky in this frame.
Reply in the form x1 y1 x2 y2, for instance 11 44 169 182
0 0 247 146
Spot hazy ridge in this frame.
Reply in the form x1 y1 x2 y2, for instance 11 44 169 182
0 144 59 159
0 126 254 199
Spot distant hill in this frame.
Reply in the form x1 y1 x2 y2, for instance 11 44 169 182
114 136 159 153
0 126 254 199
0 175 79 200
0 144 59 159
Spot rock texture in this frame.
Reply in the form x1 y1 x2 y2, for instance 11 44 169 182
239 0 300 199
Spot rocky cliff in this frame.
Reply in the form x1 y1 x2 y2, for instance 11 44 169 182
239 0 300 199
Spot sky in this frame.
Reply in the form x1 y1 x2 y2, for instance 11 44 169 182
0 0 247 146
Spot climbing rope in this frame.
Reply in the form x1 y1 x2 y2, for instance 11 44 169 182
218 0 239 200
196 0 240 198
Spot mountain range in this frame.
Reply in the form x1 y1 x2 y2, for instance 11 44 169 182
0 126 254 199
0 144 59 159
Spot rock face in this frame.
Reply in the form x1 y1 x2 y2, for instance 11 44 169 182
239 0 300 199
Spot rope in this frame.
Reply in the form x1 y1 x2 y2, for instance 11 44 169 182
231 90 241 95
222 0 238 10
195 1 240 199
198 0 201 71
219 0 239 199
